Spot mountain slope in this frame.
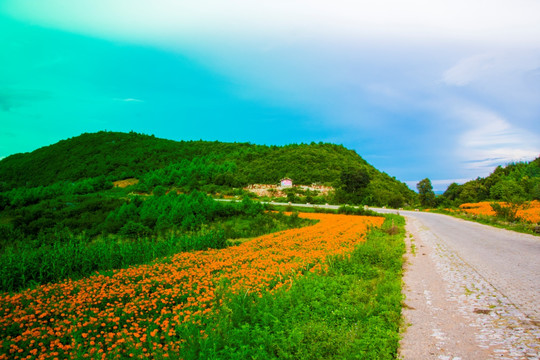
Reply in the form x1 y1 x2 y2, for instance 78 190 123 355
0 131 246 188
0 131 416 206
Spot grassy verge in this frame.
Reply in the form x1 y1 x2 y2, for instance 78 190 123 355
429 209 540 236
176 214 405 359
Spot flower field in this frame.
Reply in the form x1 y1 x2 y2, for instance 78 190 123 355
459 200 540 223
0 213 384 359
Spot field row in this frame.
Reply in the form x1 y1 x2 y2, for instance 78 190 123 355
0 213 384 359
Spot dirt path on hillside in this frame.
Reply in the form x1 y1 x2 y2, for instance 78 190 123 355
398 214 540 359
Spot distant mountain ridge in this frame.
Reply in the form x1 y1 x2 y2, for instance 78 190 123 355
0 131 416 207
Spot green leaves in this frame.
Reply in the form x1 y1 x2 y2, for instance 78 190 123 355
417 178 435 208
440 158 539 206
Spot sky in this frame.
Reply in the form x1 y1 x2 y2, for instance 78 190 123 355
1 0 539 192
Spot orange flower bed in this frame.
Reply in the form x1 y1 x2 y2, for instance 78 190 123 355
459 201 540 223
459 202 496 216
0 213 383 359
516 200 540 223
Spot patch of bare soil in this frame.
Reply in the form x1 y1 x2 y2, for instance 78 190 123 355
113 178 139 188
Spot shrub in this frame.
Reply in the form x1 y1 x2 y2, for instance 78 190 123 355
490 202 520 222
337 205 379 217
119 221 152 239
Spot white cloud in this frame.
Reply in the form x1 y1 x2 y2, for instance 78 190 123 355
2 0 540 49
442 51 540 95
115 98 144 103
442 54 495 86
456 107 540 174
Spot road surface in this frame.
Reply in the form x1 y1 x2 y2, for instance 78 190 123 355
375 208 540 359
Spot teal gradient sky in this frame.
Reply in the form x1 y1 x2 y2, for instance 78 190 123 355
1 1 540 191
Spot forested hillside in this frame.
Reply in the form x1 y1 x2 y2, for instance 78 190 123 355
0 131 414 292
0 131 415 206
441 158 540 205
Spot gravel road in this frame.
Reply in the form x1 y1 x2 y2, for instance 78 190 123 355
374 209 540 359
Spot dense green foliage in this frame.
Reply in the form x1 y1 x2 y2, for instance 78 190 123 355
0 231 225 292
336 205 381 217
0 132 246 189
0 171 318 292
102 192 256 236
0 131 416 207
417 178 435 207
0 179 307 245
0 198 314 293
440 158 540 206
176 215 405 359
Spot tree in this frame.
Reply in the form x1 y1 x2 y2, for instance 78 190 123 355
457 181 488 203
417 178 435 207
286 191 296 203
341 167 370 194
489 179 525 202
443 182 461 202
339 167 371 204
119 221 151 239
153 185 167 197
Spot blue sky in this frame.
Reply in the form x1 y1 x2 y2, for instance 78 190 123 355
1 1 539 191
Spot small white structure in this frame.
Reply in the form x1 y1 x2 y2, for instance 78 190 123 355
280 178 293 188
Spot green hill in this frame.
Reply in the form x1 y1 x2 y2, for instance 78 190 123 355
0 131 415 207
442 158 540 204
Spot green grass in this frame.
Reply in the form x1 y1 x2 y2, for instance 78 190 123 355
175 214 406 359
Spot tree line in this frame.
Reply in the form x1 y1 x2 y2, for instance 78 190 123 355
416 157 539 208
